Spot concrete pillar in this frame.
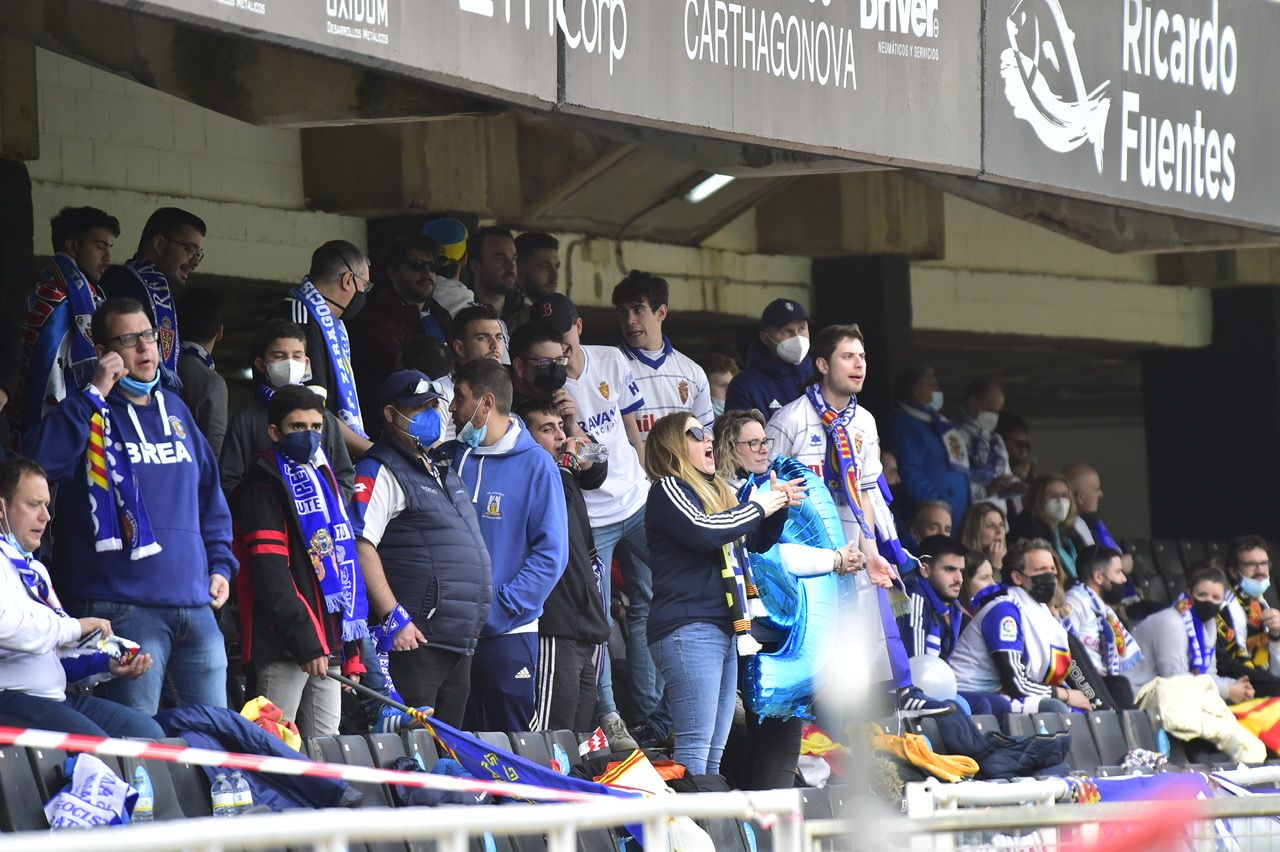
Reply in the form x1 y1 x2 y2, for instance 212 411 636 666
1143 286 1280 541
811 255 913 416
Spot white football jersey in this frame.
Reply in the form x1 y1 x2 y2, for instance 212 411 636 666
620 340 714 440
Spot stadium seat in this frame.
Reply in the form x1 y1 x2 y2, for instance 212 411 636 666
509 731 552 768
1003 715 1035 738
1120 710 1159 753
477 731 513 753
401 729 439 770
1122 539 1154 578
1135 574 1170 606
25 746 68 802
1033 713 1100 773
0 746 49 830
904 717 944 752
367 732 408 769
117 748 186 820
155 737 214 818
1205 541 1227 562
1150 539 1185 579
307 735 344 765
543 730 583 772
1177 540 1209 569
1087 711 1129 766
799 787 832 820
337 734 393 808
968 715 1000 735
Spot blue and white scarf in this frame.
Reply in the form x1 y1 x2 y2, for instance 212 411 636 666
1076 584 1142 675
273 446 368 641
14 253 101 448
1 538 65 616
1175 593 1215 675
289 278 366 438
124 254 182 390
180 341 214 369
86 387 161 560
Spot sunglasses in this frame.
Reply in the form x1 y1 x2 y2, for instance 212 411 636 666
686 426 712 442
401 257 446 274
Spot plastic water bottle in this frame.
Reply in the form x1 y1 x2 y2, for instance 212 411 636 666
211 773 235 817
231 770 253 815
132 765 154 822
575 442 608 463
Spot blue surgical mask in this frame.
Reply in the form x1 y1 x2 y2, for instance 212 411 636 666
711 397 726 417
1240 576 1271 600
457 398 489 449
278 430 320 464
927 391 944 412
397 406 444 450
2 532 30 559
118 373 160 396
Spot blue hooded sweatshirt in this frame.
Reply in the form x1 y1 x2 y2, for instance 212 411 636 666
724 340 812 421
30 385 236 608
883 402 971 525
448 417 568 638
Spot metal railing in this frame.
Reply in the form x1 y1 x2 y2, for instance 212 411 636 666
0 790 805 852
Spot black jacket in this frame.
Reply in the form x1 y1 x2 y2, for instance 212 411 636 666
539 458 610 643
234 452 363 675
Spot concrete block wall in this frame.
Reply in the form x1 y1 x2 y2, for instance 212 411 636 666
26 49 365 283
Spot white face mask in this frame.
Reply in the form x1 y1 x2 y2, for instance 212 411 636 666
975 410 999 433
928 391 944 412
774 335 810 366
265 358 307 389
1044 496 1071 523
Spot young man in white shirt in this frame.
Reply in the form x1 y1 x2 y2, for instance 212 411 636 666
530 293 663 749
611 271 713 439
767 324 950 718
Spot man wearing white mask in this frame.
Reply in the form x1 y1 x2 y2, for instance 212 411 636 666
955 378 1025 508
724 299 811 421
221 319 356 507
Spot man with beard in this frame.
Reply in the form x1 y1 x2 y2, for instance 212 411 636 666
1065 546 1143 680
466 227 519 366
100 207 206 391
7 207 120 451
349 235 453 439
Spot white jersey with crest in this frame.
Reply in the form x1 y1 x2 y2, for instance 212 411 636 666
620 340 714 441
564 344 649 527
765 393 883 542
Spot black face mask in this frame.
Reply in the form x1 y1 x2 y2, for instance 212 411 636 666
1101 582 1127 605
342 288 367 322
1027 572 1058 605
1192 599 1222 624
532 362 567 393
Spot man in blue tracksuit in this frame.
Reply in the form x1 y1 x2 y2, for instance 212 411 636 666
448 359 568 732
724 298 812 421
30 297 236 714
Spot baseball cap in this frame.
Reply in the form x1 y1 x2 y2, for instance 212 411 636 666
380 370 445 407
528 293 579 334
760 298 808 329
421 218 469 264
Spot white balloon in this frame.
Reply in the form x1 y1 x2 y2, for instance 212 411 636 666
909 654 958 702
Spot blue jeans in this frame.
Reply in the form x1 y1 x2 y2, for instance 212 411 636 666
593 506 666 726
0 690 164 738
79 601 228 715
650 622 737 776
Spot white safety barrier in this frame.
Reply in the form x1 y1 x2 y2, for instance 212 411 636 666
0 792 806 852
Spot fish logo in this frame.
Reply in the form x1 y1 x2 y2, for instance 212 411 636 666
1000 0 1110 173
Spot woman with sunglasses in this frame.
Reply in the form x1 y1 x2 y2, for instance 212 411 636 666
713 409 863 788
644 413 790 776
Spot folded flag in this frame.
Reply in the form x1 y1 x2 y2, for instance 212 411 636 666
578 727 608 757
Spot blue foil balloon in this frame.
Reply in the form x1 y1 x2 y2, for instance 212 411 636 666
743 456 852 719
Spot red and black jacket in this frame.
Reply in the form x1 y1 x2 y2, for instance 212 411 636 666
233 450 364 677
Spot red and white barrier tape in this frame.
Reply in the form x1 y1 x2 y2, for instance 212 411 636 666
0 725 606 804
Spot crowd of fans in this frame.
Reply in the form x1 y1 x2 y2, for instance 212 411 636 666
0 203 1274 797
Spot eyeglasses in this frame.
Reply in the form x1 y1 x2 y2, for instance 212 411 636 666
1240 560 1273 571
401 257 446 274
104 328 159 348
161 235 204 266
344 257 374 292
686 426 712 442
519 354 570 368
735 437 774 453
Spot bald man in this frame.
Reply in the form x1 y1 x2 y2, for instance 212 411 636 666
1063 463 1133 577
